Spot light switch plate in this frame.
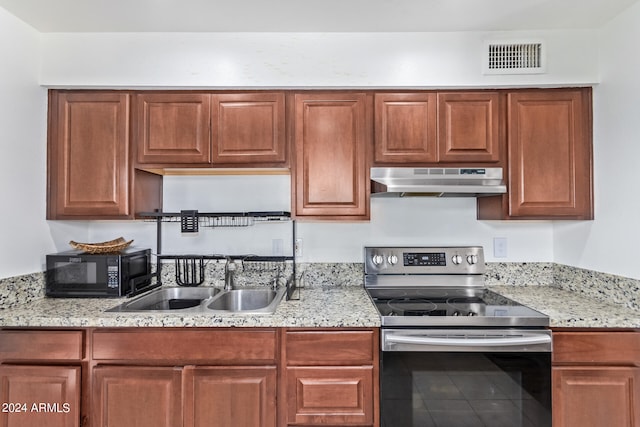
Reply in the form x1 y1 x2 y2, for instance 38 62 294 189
493 237 508 258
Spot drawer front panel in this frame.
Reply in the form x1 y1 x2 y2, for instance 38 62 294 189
92 329 277 364
552 331 640 365
285 330 375 366
0 330 83 361
287 366 374 425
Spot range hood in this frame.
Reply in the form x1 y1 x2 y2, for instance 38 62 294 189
371 167 507 197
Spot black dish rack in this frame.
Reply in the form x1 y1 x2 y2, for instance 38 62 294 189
138 210 299 300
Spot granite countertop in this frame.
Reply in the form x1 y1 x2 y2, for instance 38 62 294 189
0 285 381 328
490 285 640 329
2 284 639 329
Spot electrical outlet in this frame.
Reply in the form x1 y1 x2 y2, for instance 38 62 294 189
272 239 283 256
493 237 508 258
295 238 303 258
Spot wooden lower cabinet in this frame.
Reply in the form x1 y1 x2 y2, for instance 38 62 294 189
92 365 275 427
1 327 379 427
553 366 640 427
0 365 81 427
552 330 640 427
283 329 379 426
184 366 276 427
0 329 84 427
92 366 182 427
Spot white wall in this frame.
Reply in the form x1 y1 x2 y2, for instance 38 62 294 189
0 19 611 278
87 175 553 263
0 8 82 277
40 31 598 88
554 2 640 280
40 29 599 267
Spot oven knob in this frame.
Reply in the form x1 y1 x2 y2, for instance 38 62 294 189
466 255 478 265
452 311 460 316
467 311 477 316
372 254 384 266
387 255 398 265
451 255 463 265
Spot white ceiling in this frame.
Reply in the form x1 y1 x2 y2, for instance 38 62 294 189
0 0 638 33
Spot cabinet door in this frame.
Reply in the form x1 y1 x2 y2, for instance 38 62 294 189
507 89 593 218
48 92 130 219
286 366 374 425
293 93 370 219
183 366 276 427
211 93 286 165
437 92 500 163
92 366 182 427
0 365 80 427
553 366 640 427
136 93 211 165
374 93 437 164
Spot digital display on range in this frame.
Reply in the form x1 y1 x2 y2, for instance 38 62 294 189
403 252 446 266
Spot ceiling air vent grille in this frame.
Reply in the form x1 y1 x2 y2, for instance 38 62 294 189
484 41 546 75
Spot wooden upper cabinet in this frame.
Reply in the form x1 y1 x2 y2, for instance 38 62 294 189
374 93 437 163
48 91 131 219
507 89 593 219
211 93 286 165
136 93 211 165
293 93 370 219
437 92 500 163
136 92 286 167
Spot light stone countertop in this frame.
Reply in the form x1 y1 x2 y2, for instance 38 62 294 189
489 285 640 329
2 269 639 329
0 286 381 328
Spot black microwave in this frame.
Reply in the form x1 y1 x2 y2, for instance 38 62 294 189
45 248 153 297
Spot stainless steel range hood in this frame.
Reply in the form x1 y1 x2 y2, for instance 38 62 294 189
371 167 507 197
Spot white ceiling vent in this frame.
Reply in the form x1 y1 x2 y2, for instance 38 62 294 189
483 40 546 75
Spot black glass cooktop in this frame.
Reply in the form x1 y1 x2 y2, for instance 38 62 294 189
366 288 549 327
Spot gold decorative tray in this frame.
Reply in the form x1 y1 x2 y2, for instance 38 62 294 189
69 237 133 254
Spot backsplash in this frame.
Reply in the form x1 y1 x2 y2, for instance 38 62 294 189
485 262 555 287
553 264 640 311
158 261 363 288
0 272 45 309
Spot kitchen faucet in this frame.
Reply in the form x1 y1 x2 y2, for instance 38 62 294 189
224 258 237 291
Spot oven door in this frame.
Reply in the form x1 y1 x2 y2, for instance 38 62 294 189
380 329 552 427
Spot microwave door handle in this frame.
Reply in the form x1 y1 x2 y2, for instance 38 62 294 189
385 333 551 347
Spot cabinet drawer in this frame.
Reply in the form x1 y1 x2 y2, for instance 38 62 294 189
286 330 376 366
0 330 84 361
552 331 640 365
287 366 374 425
92 328 277 364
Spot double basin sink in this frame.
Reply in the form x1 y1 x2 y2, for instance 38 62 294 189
107 286 286 314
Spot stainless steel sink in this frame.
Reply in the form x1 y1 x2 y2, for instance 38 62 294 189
207 288 286 314
106 286 285 314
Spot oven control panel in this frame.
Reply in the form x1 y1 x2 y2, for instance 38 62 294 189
404 252 447 266
365 246 485 275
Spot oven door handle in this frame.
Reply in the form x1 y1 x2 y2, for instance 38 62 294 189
385 333 551 347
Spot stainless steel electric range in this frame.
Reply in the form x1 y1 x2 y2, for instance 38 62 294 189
364 246 552 427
